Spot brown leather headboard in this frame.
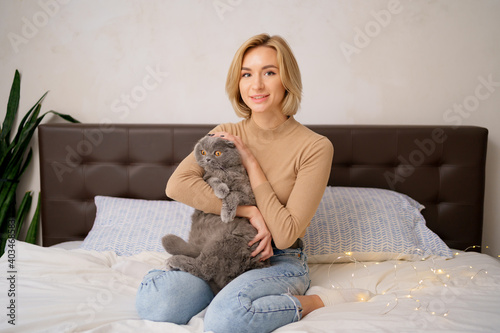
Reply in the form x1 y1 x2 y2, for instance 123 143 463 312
39 124 488 251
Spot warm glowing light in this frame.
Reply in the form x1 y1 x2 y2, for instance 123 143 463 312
327 244 498 318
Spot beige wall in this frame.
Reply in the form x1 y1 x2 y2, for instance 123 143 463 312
1 0 499 257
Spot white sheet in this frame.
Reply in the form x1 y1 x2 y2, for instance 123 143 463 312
1 241 500 333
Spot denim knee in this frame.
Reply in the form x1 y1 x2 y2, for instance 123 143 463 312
135 269 214 325
204 294 300 333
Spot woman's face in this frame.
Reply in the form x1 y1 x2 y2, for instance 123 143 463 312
239 46 286 117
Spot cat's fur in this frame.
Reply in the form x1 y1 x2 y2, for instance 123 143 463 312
162 135 270 294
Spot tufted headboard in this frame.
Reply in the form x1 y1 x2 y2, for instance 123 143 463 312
39 124 488 250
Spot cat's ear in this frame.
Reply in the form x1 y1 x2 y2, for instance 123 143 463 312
225 141 236 148
194 141 203 153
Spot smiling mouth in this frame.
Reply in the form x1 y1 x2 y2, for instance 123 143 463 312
251 94 269 100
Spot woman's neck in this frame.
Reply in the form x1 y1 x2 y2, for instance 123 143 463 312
251 111 288 130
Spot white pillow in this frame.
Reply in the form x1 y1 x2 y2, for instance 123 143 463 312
303 187 453 263
80 196 194 256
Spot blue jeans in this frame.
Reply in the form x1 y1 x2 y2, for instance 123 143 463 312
136 246 310 333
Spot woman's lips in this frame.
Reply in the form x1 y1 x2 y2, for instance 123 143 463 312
250 94 269 103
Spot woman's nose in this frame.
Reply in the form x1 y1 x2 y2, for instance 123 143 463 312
252 76 264 90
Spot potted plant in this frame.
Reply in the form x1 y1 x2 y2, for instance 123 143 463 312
0 70 79 256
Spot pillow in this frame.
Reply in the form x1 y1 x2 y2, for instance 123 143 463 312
303 187 453 263
80 196 194 256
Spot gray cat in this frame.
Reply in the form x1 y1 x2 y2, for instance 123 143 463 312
162 135 270 294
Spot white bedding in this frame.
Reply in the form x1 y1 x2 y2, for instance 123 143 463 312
1 241 500 333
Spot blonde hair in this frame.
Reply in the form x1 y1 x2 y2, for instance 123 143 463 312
226 33 302 119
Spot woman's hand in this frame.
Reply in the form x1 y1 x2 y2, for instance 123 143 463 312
213 132 273 260
211 132 267 188
211 132 255 169
237 205 274 261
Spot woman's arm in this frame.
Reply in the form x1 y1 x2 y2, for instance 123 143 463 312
165 151 223 214
236 205 273 261
165 125 227 214
254 137 334 249
212 131 334 250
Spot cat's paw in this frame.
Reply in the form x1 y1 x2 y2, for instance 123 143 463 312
213 183 230 199
221 205 236 223
165 255 186 271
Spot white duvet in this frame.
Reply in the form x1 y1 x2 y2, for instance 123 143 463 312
1 241 500 333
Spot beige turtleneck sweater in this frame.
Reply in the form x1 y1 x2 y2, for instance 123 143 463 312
165 116 334 249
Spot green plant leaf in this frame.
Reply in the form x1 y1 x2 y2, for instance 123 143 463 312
46 110 81 123
0 70 20 144
0 181 18 225
25 192 41 244
14 191 32 239
6 92 47 153
1 69 79 251
0 185 17 256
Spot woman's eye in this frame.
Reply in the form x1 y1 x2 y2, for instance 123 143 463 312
265 71 276 76
241 73 251 78
214 151 222 157
201 150 206 155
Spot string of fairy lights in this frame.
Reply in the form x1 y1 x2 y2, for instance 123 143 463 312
326 245 498 317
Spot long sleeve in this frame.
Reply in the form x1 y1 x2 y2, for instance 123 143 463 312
165 124 226 214
253 136 333 249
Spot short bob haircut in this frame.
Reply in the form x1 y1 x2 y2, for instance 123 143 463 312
226 33 302 119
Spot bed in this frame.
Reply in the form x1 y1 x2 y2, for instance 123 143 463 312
2 123 500 333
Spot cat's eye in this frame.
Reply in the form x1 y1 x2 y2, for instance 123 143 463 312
214 151 222 157
201 150 206 155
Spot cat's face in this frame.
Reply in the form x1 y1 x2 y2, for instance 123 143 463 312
194 136 241 170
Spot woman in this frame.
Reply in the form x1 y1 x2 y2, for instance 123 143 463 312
136 33 361 333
